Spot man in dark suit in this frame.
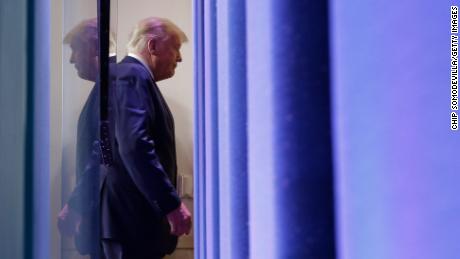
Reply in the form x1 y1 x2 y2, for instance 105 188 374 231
101 17 192 259
57 18 117 259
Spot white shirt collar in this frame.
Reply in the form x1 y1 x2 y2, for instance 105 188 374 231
127 53 155 81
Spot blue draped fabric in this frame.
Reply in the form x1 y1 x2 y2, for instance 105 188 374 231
195 0 336 258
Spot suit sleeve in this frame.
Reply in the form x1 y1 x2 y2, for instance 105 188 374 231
114 70 180 215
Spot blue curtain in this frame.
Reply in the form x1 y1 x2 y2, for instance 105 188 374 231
195 0 336 258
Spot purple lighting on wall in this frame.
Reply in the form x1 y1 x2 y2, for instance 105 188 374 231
330 1 460 259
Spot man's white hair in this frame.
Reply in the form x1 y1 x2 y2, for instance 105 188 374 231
63 18 117 53
126 17 188 55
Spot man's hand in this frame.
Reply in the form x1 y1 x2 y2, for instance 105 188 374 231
57 203 81 237
166 202 192 236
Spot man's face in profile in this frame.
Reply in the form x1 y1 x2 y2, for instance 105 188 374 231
69 37 98 82
155 33 182 81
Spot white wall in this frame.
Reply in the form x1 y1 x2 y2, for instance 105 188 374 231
331 1 460 259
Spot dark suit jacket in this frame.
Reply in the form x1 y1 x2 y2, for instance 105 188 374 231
101 56 180 256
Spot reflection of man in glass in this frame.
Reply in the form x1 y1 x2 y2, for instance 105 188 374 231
67 20 99 81
57 18 116 259
101 17 191 259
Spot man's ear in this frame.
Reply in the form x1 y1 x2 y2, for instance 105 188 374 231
147 39 158 55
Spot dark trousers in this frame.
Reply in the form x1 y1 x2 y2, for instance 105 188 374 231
101 239 164 259
101 239 122 259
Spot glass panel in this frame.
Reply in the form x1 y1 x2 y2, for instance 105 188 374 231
51 0 194 258
56 1 104 258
